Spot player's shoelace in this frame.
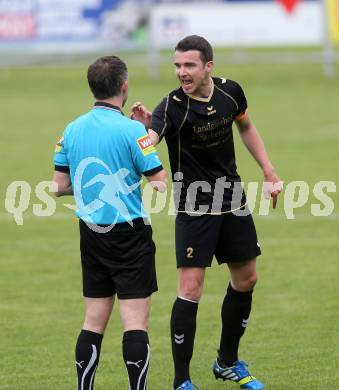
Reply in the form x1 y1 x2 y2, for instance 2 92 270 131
213 359 264 389
233 360 251 378
176 380 200 390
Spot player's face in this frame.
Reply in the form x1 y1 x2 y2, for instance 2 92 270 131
174 50 213 96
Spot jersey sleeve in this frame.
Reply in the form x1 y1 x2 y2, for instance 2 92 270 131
130 122 163 176
226 79 248 120
53 125 70 173
150 96 172 140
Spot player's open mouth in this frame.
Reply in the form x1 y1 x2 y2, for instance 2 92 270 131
181 79 193 88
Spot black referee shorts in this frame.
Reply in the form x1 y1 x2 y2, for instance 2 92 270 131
175 208 261 268
79 218 157 299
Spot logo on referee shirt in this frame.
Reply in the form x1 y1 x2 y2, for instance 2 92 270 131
73 157 141 233
137 135 155 156
55 136 64 153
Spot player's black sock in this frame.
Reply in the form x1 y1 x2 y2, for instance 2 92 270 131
171 297 198 389
122 330 150 390
219 283 253 366
75 329 103 390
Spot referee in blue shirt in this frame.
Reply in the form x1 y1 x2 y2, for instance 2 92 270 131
53 56 167 390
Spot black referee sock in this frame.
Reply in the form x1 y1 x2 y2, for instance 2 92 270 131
219 283 253 366
170 297 198 389
75 329 103 390
123 330 150 390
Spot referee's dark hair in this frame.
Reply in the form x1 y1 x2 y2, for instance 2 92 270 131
175 35 213 64
87 56 128 100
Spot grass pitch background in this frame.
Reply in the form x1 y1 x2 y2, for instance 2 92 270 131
0 53 338 389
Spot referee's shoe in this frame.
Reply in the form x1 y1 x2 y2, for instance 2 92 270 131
213 359 264 389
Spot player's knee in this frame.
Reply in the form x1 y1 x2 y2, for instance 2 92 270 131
234 273 258 292
122 315 149 332
243 273 258 291
84 312 109 334
180 282 203 302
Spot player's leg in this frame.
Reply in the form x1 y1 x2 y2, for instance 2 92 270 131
213 211 263 389
172 214 220 389
83 296 115 333
219 259 257 366
214 261 264 389
76 220 117 390
112 222 157 390
119 297 151 390
171 267 205 389
76 296 114 390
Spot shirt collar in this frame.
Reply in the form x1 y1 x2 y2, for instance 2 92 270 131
93 101 123 114
186 78 214 103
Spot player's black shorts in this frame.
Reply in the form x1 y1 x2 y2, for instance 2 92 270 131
79 218 157 299
175 208 261 267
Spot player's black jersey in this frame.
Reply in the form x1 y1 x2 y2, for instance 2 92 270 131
151 77 248 213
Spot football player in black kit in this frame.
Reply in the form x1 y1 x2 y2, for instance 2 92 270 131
132 35 282 390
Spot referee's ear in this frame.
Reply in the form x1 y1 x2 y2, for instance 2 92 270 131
121 80 129 104
122 79 128 93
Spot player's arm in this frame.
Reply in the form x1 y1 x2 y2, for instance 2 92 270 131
53 127 73 196
145 168 168 193
236 110 282 208
131 102 152 128
131 102 160 146
132 120 167 192
52 170 73 197
131 100 169 146
148 129 160 146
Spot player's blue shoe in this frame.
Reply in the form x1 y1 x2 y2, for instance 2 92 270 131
213 359 264 389
175 380 200 390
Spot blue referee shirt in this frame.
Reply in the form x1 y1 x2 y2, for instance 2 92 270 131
54 102 163 225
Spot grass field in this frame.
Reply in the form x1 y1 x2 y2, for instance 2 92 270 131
0 53 339 390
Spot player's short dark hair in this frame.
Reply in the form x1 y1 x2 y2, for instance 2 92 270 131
175 35 213 63
87 56 128 99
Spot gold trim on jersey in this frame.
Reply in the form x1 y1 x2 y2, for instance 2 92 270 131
176 202 247 215
159 95 170 139
187 78 214 102
214 84 239 111
178 96 190 173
